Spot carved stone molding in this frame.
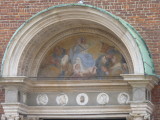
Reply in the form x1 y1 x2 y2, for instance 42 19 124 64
0 77 131 92
121 74 159 91
1 102 130 118
129 113 151 120
129 101 154 120
1 114 24 120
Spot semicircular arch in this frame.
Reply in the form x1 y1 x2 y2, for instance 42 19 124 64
1 4 155 77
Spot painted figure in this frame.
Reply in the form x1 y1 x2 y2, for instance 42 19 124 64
95 42 128 76
70 38 96 77
95 43 115 76
38 37 129 78
51 46 68 77
69 37 89 64
73 57 96 77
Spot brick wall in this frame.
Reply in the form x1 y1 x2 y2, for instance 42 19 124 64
0 89 4 115
152 84 160 120
0 0 160 118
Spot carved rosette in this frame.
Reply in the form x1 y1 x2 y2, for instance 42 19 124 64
97 93 109 105
36 94 48 105
56 93 68 106
76 93 89 105
118 92 130 104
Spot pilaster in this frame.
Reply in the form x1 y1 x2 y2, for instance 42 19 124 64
122 74 159 101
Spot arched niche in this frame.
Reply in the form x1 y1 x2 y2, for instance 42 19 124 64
1 4 154 77
37 28 131 78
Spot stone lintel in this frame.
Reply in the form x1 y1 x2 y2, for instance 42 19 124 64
1 102 154 120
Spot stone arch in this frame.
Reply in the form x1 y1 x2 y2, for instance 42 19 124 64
1 4 155 77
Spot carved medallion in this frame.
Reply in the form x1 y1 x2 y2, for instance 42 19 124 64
118 92 130 104
56 93 68 106
97 93 109 105
76 93 88 105
36 94 48 105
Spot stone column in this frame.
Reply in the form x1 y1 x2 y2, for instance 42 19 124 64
1 102 28 120
122 74 157 120
0 77 28 120
122 74 158 102
129 101 154 120
1 87 19 120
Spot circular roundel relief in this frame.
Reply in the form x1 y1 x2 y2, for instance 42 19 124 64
36 94 48 105
97 93 109 105
76 93 89 106
56 93 68 106
117 92 130 104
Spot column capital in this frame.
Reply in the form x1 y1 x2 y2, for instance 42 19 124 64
129 113 151 120
1 114 22 120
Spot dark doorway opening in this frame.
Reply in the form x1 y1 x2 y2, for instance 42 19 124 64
43 118 126 120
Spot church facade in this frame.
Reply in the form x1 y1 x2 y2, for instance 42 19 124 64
0 0 160 120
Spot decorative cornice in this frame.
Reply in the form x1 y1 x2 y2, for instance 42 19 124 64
1 102 28 115
1 102 154 119
130 101 154 114
0 76 131 92
121 74 159 90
